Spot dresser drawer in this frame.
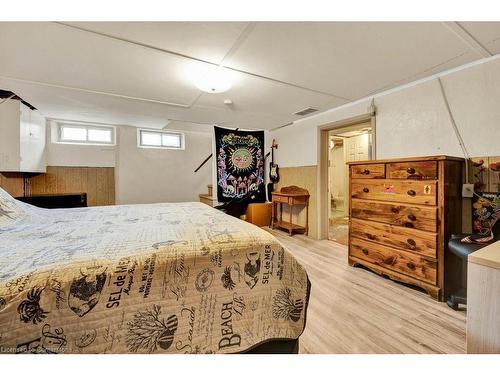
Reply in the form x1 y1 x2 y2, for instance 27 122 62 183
351 179 437 206
350 163 385 179
350 218 437 258
387 161 437 180
350 238 437 284
351 199 437 232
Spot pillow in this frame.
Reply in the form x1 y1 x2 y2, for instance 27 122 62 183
0 186 26 226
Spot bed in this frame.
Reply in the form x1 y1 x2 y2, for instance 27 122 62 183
0 187 310 354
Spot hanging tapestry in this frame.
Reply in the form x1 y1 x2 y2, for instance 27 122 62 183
471 192 500 234
215 126 266 202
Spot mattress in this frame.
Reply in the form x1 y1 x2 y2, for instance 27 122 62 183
0 188 309 354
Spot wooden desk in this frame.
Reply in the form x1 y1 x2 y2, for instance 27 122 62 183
467 239 500 353
271 186 309 236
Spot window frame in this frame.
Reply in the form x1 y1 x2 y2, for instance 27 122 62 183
137 128 185 150
57 123 116 146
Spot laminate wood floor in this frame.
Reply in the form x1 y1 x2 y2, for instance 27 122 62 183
265 229 466 354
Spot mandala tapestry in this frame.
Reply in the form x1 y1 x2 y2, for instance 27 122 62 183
215 126 265 202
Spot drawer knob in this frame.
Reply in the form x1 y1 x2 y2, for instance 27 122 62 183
404 222 414 228
407 189 416 196
407 262 416 270
362 248 369 255
391 207 400 213
384 256 396 265
407 214 417 221
363 187 369 193
407 167 416 174
366 233 376 240
407 238 416 249
361 169 370 175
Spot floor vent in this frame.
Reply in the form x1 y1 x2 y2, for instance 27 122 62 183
293 107 319 116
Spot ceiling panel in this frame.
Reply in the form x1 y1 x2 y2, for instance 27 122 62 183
0 22 202 105
66 22 248 64
195 70 347 120
1 22 497 132
225 22 477 100
0 77 294 130
458 22 500 55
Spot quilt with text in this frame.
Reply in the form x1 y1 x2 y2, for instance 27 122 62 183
0 187 309 354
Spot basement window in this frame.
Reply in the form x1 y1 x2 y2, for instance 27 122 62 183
58 123 115 145
138 129 184 150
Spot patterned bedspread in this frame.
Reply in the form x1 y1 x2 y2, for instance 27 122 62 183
0 187 309 354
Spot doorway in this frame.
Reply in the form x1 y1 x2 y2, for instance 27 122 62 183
319 115 375 243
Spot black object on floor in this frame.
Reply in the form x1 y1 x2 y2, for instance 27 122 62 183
16 193 88 209
244 338 299 354
215 189 265 218
446 229 500 310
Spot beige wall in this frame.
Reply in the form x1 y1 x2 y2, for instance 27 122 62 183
45 122 212 204
272 56 500 169
276 166 318 238
272 56 500 238
46 120 117 168
115 126 212 204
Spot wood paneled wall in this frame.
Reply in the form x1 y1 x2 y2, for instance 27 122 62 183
0 167 115 206
30 166 115 206
0 172 25 197
275 166 318 238
471 156 500 193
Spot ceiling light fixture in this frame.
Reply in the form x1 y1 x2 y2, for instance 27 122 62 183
192 65 233 94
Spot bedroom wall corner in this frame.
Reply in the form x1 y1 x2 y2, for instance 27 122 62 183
116 125 212 205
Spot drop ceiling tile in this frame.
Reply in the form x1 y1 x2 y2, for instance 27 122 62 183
458 22 500 55
195 70 348 120
226 22 476 100
0 22 202 105
0 77 293 130
66 22 249 64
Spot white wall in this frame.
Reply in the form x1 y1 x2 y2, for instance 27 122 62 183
0 100 22 170
116 126 212 204
272 56 500 167
20 104 46 172
46 121 212 204
46 120 116 167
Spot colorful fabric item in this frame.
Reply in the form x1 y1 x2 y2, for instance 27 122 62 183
462 192 500 244
214 126 265 202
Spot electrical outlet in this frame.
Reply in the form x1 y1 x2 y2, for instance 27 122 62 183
462 183 474 198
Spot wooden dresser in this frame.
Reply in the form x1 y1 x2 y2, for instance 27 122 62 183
347 156 464 300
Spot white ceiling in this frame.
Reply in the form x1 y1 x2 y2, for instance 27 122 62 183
1 21 500 131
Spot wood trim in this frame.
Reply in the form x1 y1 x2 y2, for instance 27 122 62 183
318 113 376 239
318 113 374 131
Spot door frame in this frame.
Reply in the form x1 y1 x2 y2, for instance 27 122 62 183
317 114 376 240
